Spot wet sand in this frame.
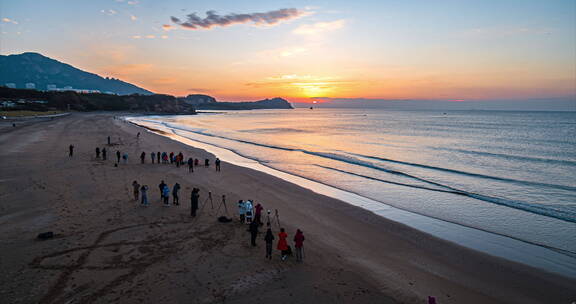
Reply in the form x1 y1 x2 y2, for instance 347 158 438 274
0 113 574 304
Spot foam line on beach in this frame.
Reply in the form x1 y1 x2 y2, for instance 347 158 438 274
127 116 576 279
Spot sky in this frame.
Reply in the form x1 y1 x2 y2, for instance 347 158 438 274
0 0 575 103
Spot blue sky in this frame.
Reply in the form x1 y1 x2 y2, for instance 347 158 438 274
1 0 574 102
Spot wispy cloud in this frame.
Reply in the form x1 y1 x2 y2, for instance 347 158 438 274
100 9 117 16
101 63 153 77
170 8 308 30
293 20 345 35
2 18 18 24
162 24 176 31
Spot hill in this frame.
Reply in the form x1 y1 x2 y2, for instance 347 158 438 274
0 52 153 95
194 97 293 110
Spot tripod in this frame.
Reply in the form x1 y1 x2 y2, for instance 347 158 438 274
275 209 281 228
199 191 214 214
215 194 229 215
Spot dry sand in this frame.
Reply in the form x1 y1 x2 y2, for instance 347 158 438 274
0 113 574 304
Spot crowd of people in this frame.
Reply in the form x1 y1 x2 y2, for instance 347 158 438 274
71 133 306 262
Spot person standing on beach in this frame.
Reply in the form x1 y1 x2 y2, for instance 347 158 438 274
157 152 161 164
215 158 221 172
140 152 146 164
132 181 140 201
116 150 121 163
69 145 74 157
194 158 199 167
122 153 128 164
169 152 174 164
264 226 274 259
107 136 111 145
102 147 107 160
140 185 149 206
277 228 289 261
95 147 100 159
294 229 305 262
204 158 210 168
255 203 263 226
159 180 166 200
137 132 140 140
151 152 155 164
178 152 184 166
172 183 181 205
162 184 170 206
238 200 246 223
249 220 259 247
190 188 199 217
188 158 194 172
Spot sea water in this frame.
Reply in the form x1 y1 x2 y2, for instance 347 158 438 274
130 109 576 254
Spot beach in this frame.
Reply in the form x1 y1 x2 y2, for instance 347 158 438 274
0 113 574 304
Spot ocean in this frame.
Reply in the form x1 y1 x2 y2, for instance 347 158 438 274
129 109 576 255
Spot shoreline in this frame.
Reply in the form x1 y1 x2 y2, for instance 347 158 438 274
1 113 574 304
127 115 576 279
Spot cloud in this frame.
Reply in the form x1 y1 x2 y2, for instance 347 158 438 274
130 15 137 21
101 9 117 16
162 24 176 31
102 63 153 76
171 8 307 30
293 19 345 35
127 0 138 5
132 35 142 39
2 18 18 24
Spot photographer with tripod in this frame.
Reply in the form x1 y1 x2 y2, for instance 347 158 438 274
190 188 200 217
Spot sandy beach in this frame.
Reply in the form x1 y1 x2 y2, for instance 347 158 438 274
0 113 574 304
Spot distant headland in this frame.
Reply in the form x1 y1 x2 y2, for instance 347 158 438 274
0 52 293 113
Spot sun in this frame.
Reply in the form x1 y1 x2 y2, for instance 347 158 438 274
294 82 333 98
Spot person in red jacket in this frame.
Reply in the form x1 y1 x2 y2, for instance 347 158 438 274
293 229 305 262
254 203 263 225
277 228 289 261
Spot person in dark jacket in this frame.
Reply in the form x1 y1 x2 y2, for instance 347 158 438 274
140 152 146 164
215 158 221 171
172 183 181 205
95 147 100 159
102 147 107 160
294 229 305 262
116 150 121 163
151 152 155 164
249 220 259 247
264 226 274 259
69 145 74 157
187 157 194 172
159 180 166 200
157 152 161 164
204 158 209 167
190 188 199 217
132 180 140 201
